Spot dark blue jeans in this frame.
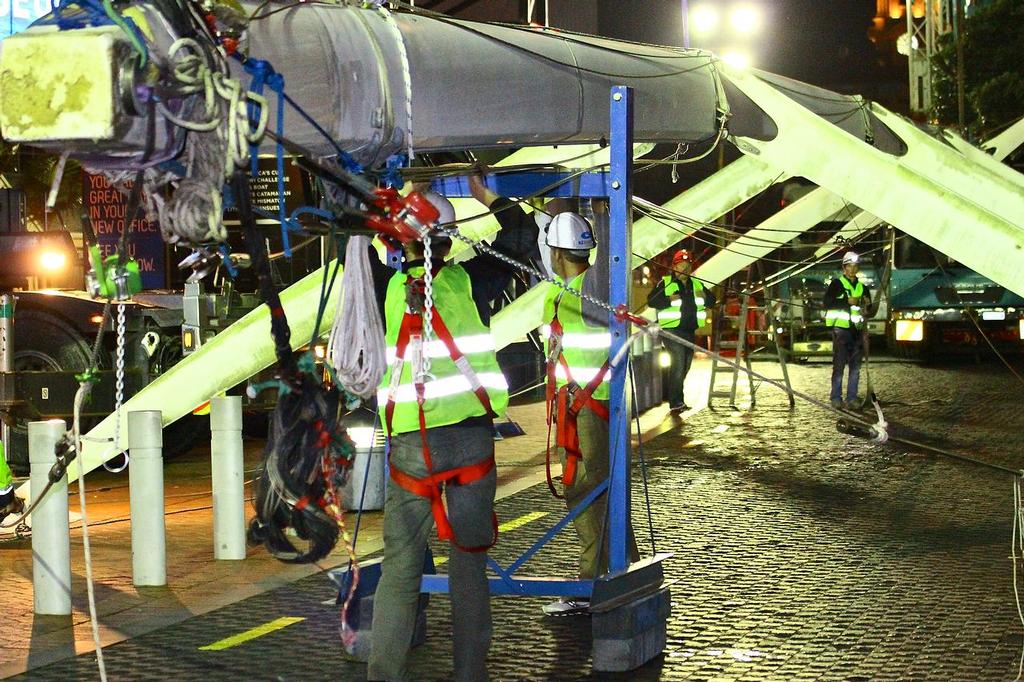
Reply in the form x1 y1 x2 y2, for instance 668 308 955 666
830 327 863 403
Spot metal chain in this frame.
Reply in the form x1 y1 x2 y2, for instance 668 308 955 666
437 226 615 315
435 224 890 433
113 303 127 452
419 238 435 381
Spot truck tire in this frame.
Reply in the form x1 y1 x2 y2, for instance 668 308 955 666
9 310 95 475
8 310 207 473
163 415 211 458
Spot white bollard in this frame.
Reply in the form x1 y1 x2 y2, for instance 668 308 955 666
30 419 71 615
210 396 246 560
128 410 165 586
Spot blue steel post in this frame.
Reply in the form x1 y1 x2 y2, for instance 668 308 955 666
607 86 634 573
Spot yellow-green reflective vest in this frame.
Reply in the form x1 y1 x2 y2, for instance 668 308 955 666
543 270 611 401
657 276 707 330
379 264 509 435
0 439 12 492
825 276 865 329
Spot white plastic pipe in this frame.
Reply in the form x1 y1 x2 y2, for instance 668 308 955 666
30 419 71 615
128 410 165 586
210 396 246 560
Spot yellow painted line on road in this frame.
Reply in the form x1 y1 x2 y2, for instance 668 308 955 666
199 617 305 651
499 511 548 533
431 512 550 568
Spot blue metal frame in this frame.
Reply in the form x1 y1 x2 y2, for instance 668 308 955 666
430 170 611 199
420 86 640 597
607 86 634 574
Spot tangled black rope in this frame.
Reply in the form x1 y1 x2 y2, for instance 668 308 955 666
231 170 355 564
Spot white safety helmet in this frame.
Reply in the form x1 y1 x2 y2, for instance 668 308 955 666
842 251 860 266
545 212 596 251
422 191 456 226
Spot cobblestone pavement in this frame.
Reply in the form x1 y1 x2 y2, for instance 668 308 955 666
6 358 1024 680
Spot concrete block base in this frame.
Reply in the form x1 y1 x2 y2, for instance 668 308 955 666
591 587 670 672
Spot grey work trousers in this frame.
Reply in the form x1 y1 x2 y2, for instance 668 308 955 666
664 329 696 408
562 404 639 580
368 422 496 682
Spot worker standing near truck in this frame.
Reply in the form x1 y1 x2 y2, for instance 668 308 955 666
825 251 873 410
367 174 537 682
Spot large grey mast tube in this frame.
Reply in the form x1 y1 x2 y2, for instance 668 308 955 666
236 4 722 163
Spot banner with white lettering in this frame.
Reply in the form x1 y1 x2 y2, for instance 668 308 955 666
82 173 167 290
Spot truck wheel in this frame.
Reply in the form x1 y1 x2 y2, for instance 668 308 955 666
8 311 95 475
163 415 211 458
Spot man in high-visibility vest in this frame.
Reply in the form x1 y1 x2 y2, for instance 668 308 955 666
0 440 20 523
647 249 715 413
825 251 872 409
540 204 637 617
368 176 537 682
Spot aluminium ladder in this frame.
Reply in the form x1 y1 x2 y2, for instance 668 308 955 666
708 274 794 409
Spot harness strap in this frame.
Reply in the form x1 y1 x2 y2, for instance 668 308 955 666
544 296 611 497
389 457 498 553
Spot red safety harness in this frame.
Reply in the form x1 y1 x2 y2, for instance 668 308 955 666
544 296 611 499
384 273 499 553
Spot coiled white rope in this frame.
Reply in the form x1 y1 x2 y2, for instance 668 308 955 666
153 38 267 246
328 236 387 399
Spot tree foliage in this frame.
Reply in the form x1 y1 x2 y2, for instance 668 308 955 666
932 0 1024 138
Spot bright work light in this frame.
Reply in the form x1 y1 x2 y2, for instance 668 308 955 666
729 4 762 35
40 250 68 272
690 4 719 35
721 49 752 69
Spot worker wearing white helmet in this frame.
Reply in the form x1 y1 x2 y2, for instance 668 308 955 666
367 175 539 682
825 250 873 410
540 202 637 617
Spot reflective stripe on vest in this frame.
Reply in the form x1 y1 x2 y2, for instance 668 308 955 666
385 333 495 363
825 276 865 329
657 275 706 329
380 265 509 434
543 270 611 400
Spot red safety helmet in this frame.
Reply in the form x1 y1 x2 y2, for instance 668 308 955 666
672 249 692 266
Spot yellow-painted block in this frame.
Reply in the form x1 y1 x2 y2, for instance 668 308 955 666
0 27 121 142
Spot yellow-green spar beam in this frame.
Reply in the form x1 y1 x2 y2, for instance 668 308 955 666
490 154 786 348
13 145 645 494
16 265 341 496
722 65 1024 298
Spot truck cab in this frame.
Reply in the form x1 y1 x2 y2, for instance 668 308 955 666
888 229 1024 358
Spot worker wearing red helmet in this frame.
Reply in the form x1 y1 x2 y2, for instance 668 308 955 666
647 249 715 413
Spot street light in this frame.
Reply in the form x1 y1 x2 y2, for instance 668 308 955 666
729 4 762 36
688 2 765 68
690 4 719 36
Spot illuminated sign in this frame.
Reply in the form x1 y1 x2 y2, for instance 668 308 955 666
82 172 167 290
1 0 51 38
